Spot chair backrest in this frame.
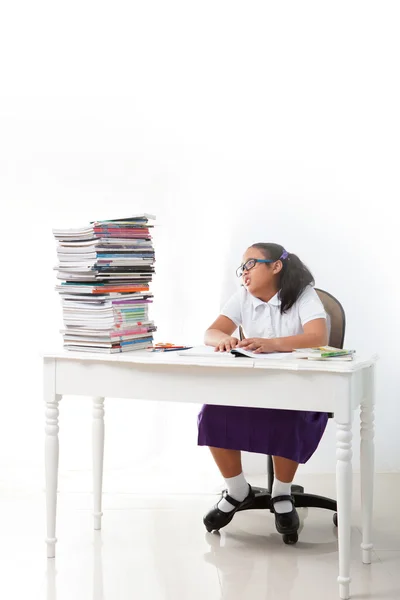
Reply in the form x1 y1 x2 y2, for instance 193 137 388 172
314 288 346 349
238 288 346 349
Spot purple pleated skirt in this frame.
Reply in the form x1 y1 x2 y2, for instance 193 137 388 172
197 405 328 464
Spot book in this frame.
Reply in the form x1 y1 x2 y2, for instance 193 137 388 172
53 215 157 353
231 348 292 359
177 346 291 360
293 346 355 360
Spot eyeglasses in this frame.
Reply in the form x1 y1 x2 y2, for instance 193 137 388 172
236 258 274 278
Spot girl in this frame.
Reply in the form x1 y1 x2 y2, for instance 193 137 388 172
198 242 329 536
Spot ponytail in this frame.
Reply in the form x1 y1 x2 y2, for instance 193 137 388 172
250 243 314 313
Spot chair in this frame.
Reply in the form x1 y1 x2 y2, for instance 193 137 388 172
238 288 345 541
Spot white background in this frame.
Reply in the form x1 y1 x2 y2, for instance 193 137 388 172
1 1 399 496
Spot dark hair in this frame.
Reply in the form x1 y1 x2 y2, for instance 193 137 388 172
250 242 314 314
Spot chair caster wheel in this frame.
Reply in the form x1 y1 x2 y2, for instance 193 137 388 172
283 532 298 545
333 513 338 527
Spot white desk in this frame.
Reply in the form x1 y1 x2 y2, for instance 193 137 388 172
44 350 377 600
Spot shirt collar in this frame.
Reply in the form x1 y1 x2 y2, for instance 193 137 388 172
250 291 281 308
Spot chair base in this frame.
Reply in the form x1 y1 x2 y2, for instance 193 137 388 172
238 486 337 514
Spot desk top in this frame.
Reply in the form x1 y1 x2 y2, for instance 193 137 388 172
43 349 378 374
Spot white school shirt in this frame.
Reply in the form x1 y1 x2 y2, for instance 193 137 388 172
221 285 327 338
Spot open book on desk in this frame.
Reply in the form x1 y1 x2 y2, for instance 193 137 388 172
177 345 292 360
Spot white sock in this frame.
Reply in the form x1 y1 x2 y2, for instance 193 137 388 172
218 472 250 513
272 478 293 514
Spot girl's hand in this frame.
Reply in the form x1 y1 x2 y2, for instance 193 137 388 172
215 336 239 352
237 338 275 353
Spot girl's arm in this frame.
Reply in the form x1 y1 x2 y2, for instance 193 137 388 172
238 318 328 353
205 315 239 351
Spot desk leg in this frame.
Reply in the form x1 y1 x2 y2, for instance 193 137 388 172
93 397 105 530
44 358 60 559
93 532 104 600
360 365 375 564
46 557 56 600
336 420 353 600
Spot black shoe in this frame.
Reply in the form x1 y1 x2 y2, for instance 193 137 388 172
203 486 255 532
271 495 300 535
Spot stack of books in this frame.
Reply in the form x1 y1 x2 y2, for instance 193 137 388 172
293 346 355 361
53 215 156 353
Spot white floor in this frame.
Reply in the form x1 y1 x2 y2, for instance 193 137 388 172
1 474 400 600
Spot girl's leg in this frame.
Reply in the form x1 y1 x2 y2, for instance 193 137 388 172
209 447 250 512
273 456 299 483
272 456 299 514
209 447 242 477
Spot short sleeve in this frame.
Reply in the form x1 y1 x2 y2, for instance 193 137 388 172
298 286 327 326
220 290 242 327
